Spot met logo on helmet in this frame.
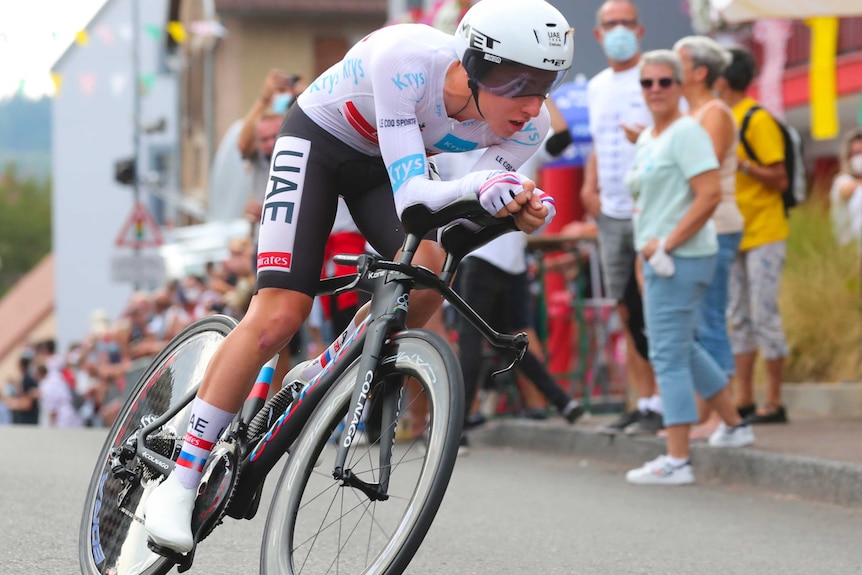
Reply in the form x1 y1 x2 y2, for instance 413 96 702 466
543 58 566 67
460 23 498 52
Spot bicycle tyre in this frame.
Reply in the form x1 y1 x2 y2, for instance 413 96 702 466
260 329 464 575
78 315 238 575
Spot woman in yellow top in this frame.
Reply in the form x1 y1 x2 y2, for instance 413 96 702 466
716 47 789 425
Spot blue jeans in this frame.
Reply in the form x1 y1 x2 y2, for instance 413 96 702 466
696 232 741 375
644 255 728 426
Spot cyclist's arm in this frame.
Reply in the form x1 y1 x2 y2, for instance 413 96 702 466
370 53 547 216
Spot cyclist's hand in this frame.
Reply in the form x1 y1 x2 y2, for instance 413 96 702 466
478 172 532 217
513 188 555 234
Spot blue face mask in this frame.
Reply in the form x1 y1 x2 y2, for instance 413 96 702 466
272 93 294 115
602 26 639 63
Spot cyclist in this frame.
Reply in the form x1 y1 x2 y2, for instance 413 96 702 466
145 0 574 554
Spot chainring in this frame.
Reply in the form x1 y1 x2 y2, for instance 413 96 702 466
191 441 241 543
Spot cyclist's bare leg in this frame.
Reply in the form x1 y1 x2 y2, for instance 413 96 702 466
145 287 312 554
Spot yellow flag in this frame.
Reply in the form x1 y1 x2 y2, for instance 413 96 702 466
806 17 839 141
51 72 63 95
75 30 89 46
167 21 187 44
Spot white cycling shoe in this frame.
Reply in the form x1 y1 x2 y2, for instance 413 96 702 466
144 473 197 554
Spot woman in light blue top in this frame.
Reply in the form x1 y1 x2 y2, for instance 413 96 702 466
623 50 754 486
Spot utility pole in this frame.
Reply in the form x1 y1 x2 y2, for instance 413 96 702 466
131 0 141 290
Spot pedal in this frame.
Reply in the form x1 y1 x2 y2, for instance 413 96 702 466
146 539 196 572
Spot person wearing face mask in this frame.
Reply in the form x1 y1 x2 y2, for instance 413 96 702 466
830 127 862 248
582 0 662 436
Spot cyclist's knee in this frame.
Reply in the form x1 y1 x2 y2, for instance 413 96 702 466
243 288 313 351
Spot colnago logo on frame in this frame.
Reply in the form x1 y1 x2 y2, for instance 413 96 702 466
258 136 311 274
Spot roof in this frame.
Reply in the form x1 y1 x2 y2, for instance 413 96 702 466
0 254 54 361
214 0 387 16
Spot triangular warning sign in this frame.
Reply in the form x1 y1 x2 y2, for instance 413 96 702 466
115 202 164 248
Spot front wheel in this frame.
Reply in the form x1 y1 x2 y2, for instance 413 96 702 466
78 315 238 575
261 330 464 575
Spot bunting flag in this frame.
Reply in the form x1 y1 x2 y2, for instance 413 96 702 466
95 24 115 45
51 72 63 95
144 23 162 41
139 73 157 95
167 21 187 44
188 20 227 38
4 19 228 97
110 73 127 96
79 73 96 96
807 17 839 140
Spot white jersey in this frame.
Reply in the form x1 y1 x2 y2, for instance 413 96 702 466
297 24 550 215
586 66 652 220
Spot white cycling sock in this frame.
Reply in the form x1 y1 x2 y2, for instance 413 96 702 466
173 398 236 489
301 316 360 381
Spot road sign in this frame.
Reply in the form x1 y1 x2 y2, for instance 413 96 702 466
115 202 164 248
110 252 166 286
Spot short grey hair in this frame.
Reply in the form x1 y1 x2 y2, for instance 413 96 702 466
595 0 639 28
674 35 732 88
639 49 683 85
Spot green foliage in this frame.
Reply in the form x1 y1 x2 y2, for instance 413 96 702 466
0 163 52 297
781 200 862 382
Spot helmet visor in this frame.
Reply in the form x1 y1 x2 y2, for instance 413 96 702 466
463 49 568 98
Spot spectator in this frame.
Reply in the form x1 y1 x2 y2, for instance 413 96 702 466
830 127 862 248
717 47 790 424
624 50 753 485
6 353 40 425
582 0 662 435
674 36 742 436
36 361 83 428
117 292 163 360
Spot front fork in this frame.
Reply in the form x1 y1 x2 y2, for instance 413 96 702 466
332 280 408 500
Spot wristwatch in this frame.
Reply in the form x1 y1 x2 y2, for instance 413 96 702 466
740 160 752 175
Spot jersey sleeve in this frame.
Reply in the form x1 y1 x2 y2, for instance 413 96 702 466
369 47 550 217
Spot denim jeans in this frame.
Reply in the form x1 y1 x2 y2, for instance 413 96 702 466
696 232 741 375
643 254 728 426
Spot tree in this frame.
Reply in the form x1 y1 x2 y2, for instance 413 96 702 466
0 163 52 297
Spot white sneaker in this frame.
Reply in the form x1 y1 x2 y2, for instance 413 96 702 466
708 422 755 448
144 473 197 553
625 455 694 485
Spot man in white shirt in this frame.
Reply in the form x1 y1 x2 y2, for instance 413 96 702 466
581 0 662 435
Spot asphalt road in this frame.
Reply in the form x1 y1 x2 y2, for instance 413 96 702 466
1 426 860 575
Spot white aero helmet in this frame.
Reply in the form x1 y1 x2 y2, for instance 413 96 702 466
454 0 574 100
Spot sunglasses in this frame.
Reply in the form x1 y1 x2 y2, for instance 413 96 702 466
640 77 676 90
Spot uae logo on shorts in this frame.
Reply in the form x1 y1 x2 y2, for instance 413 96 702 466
258 251 293 271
